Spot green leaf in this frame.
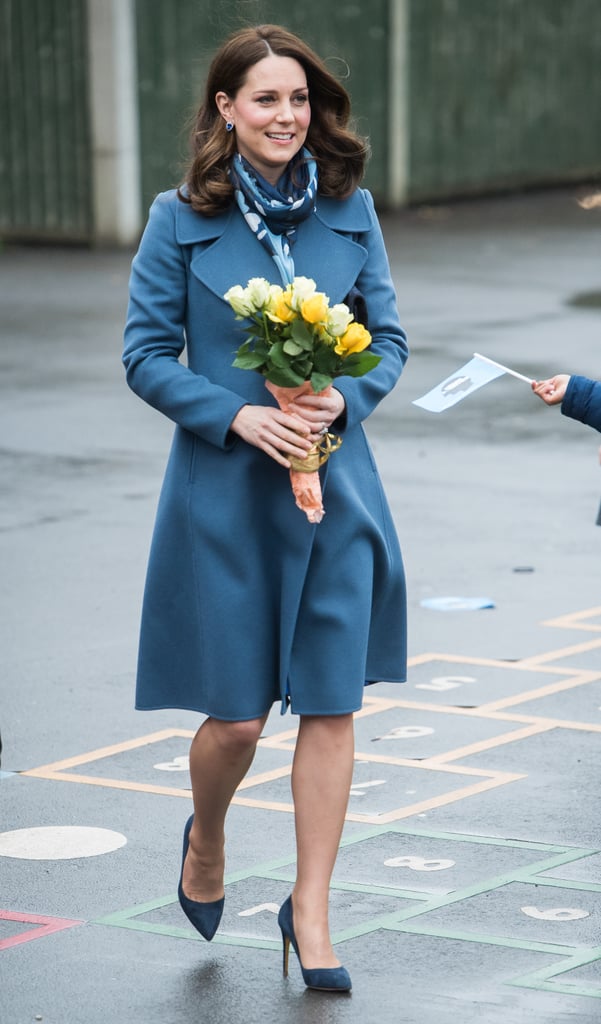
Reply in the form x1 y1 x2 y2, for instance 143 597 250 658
232 354 266 370
312 345 339 375
289 319 314 350
268 341 290 369
310 372 333 393
292 355 312 376
339 352 382 377
232 344 266 372
264 365 306 387
283 339 304 356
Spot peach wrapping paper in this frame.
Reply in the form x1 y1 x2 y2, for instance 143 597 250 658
265 380 333 524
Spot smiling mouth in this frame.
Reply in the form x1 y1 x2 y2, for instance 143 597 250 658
266 133 294 141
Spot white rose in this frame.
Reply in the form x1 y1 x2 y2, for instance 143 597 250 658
246 277 272 309
268 283 284 304
327 303 354 337
224 284 254 317
290 276 317 311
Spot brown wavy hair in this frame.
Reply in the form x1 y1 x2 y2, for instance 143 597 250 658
178 24 369 214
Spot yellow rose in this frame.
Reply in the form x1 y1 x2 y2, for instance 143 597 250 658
267 287 296 323
300 293 329 325
334 322 372 355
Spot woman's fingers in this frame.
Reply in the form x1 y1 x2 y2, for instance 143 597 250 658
291 387 345 428
230 405 313 465
230 394 346 467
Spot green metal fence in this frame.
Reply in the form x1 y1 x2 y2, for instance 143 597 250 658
407 0 601 200
1 0 599 243
0 0 92 241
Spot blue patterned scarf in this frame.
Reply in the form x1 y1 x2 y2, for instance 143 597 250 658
229 148 318 284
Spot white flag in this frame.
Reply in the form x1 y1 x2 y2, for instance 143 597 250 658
413 353 532 413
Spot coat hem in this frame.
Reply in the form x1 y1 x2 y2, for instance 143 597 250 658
285 674 406 715
285 701 362 716
135 675 406 720
134 702 272 721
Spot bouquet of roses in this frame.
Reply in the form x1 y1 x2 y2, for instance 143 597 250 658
224 276 380 523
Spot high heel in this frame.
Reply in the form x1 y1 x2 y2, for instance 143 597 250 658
278 895 352 992
177 815 224 941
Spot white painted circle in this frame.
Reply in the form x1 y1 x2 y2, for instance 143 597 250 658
381 725 434 740
0 826 127 860
384 855 456 872
521 905 589 922
431 675 477 685
154 755 189 772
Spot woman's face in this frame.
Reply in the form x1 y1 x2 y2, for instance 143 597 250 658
216 55 311 185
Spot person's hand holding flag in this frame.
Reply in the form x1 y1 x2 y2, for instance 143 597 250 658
530 374 571 406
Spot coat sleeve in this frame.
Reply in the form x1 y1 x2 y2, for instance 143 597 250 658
123 192 248 449
331 189 409 430
562 376 601 433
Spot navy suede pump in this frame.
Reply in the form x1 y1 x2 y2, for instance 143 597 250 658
278 895 352 992
177 815 224 941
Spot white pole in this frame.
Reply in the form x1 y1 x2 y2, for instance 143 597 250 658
473 352 534 384
388 0 409 208
87 0 141 246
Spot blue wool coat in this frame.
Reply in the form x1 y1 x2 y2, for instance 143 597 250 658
123 187 409 720
562 376 601 433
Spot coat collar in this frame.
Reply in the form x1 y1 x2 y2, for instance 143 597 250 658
176 190 371 306
174 189 372 245
174 195 235 244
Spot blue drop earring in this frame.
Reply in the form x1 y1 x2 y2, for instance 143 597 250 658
225 121 234 132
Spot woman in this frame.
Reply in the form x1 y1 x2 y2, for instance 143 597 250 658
123 25 408 992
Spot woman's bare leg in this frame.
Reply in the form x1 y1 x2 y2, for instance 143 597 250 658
182 714 268 901
290 713 355 968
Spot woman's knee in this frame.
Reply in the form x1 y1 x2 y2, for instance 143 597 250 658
209 715 266 752
301 712 353 730
299 713 354 745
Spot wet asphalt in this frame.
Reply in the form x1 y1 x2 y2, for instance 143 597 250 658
1 186 600 1023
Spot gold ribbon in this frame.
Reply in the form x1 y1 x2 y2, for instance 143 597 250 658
289 432 343 473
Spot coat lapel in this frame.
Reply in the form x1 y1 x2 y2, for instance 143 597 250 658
292 213 367 304
175 191 371 304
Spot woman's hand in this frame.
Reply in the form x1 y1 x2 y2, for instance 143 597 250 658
288 387 346 437
230 405 314 468
531 374 570 406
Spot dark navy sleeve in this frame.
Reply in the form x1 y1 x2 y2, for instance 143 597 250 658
561 376 601 433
